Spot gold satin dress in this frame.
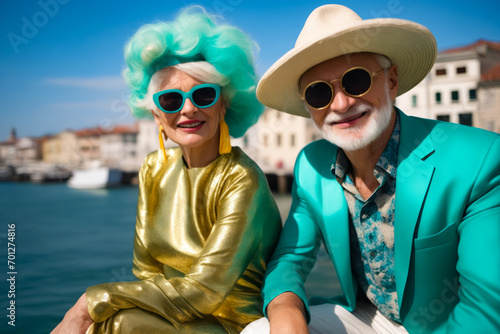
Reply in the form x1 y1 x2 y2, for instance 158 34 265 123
85 147 282 333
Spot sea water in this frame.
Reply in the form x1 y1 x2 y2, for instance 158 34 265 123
0 182 339 334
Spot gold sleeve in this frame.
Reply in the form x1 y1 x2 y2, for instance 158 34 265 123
130 162 163 281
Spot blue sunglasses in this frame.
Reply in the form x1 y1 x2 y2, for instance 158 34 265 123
153 83 221 113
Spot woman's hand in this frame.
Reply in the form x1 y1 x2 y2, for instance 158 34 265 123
51 293 93 334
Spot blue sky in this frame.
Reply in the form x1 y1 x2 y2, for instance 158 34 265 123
1 0 499 140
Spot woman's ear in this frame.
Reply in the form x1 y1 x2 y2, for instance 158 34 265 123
151 111 162 127
219 98 228 120
221 95 230 110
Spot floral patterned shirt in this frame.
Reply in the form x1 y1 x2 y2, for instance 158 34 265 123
332 115 401 322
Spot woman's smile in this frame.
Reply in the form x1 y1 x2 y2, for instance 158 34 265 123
177 120 205 131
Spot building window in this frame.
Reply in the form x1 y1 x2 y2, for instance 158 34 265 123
459 113 473 126
436 68 447 76
290 134 295 147
451 91 459 103
126 134 136 143
277 134 281 147
437 115 450 122
469 89 477 101
412 95 417 107
456 66 467 74
435 92 441 104
243 135 248 147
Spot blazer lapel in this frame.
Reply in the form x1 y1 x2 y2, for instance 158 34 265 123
394 110 436 314
319 145 357 308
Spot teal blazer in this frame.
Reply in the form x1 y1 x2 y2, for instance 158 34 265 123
262 110 500 333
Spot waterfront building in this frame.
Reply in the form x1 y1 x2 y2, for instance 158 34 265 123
42 130 81 169
395 40 500 132
135 119 178 165
0 128 41 164
0 129 17 164
233 125 259 164
252 108 317 175
478 64 500 133
75 127 104 164
43 124 140 171
15 136 41 163
0 141 16 164
100 124 139 172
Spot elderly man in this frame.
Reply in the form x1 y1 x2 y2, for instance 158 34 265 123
243 4 500 334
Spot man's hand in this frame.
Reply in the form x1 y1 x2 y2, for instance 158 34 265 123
267 292 309 334
51 293 93 334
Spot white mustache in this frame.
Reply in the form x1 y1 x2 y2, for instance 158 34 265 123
324 103 371 124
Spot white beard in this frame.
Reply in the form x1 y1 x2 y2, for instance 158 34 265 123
314 83 394 151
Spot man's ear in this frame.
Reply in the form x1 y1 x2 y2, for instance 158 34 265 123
388 65 399 99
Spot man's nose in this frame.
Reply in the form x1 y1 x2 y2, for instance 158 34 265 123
329 83 355 114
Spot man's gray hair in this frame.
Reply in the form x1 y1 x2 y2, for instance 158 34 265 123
374 54 392 70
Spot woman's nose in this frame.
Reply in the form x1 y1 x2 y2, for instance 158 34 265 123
180 98 197 115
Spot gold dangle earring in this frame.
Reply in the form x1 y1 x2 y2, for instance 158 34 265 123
158 126 168 162
219 118 231 154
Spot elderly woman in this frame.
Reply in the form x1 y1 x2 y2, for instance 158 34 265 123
52 7 281 334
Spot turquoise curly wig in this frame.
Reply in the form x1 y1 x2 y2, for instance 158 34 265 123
123 6 263 138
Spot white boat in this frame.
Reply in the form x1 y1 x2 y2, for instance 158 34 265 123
67 167 122 189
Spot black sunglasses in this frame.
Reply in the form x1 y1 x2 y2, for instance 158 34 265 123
153 84 221 113
300 67 385 110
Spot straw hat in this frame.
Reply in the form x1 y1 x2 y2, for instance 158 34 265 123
257 4 437 117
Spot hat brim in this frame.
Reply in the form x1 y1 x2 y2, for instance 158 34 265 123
257 18 437 117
